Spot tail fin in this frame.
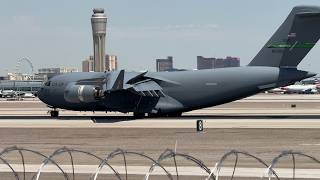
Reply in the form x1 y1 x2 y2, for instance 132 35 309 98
248 6 320 67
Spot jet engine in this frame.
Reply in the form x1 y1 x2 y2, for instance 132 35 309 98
64 84 103 103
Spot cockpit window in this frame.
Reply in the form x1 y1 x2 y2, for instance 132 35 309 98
44 81 51 86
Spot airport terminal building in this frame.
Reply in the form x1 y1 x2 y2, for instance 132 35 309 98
0 80 43 93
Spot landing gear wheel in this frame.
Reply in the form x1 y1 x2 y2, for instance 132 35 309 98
167 112 182 117
133 112 145 119
148 112 183 118
148 113 158 118
50 110 59 118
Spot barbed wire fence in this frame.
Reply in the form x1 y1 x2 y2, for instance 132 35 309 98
0 146 318 179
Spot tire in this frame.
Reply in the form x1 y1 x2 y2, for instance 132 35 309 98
133 112 145 118
148 111 182 118
167 112 182 117
148 113 158 118
50 111 59 117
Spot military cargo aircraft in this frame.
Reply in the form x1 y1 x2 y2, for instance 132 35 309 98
38 6 320 118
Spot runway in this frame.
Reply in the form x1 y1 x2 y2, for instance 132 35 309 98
0 94 320 179
1 94 320 117
2 119 320 128
0 94 320 128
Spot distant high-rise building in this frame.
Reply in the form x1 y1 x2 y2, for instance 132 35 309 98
214 58 225 69
197 56 240 69
224 56 240 67
91 8 107 72
82 56 94 72
82 55 117 72
197 56 215 70
156 56 173 72
38 67 78 79
82 60 90 72
38 67 78 74
105 55 118 71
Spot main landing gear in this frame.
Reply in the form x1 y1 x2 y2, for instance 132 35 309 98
133 112 145 119
50 109 59 118
133 111 183 119
148 111 183 118
166 112 182 117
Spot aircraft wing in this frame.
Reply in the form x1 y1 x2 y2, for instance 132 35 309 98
74 70 179 98
124 71 181 97
128 79 165 97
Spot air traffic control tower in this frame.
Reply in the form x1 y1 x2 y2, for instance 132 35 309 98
91 8 107 72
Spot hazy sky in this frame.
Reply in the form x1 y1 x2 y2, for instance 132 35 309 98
1 0 320 75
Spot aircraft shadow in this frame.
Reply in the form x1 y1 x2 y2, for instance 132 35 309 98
176 115 320 120
0 116 136 123
91 116 137 123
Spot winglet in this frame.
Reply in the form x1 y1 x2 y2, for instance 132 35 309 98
106 70 125 91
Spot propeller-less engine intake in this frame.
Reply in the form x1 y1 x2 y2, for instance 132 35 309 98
64 84 103 103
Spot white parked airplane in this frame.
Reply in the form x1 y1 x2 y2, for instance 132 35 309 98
0 90 16 98
22 92 35 98
280 84 320 94
265 88 286 94
266 79 320 94
0 90 35 98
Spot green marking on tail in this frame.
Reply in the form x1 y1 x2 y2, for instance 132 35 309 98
267 42 315 48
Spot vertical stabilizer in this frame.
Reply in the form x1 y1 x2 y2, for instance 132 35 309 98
248 6 320 67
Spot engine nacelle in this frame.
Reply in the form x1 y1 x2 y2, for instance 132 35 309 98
64 84 103 103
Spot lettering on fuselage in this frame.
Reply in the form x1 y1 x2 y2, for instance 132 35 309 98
205 82 218 86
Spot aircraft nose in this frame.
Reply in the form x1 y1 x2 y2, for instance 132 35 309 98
37 87 45 102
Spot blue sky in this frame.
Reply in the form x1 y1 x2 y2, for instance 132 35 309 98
1 0 320 75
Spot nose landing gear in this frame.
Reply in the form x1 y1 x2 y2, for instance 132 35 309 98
49 109 59 117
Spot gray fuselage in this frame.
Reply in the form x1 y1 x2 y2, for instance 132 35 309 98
37 66 312 114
